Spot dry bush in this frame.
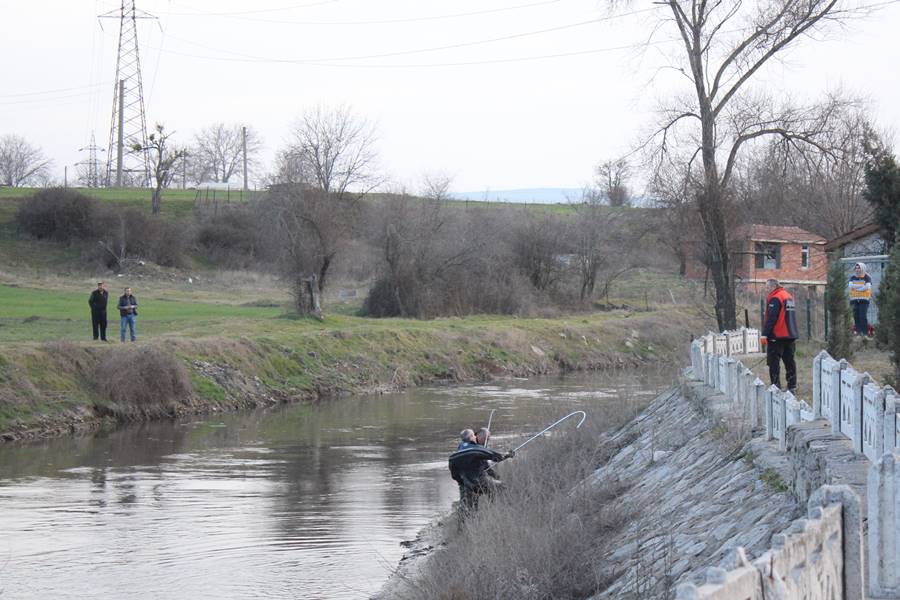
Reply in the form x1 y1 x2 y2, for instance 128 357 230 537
403 405 638 600
195 208 260 268
16 188 105 243
92 346 192 420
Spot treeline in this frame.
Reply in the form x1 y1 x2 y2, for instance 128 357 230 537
14 187 666 318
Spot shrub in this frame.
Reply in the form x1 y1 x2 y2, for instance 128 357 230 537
825 256 853 360
15 188 104 243
877 235 900 380
92 346 192 420
403 403 639 599
195 209 259 267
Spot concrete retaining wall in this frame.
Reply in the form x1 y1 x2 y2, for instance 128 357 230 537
689 331 900 600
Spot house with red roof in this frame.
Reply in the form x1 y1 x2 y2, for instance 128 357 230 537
685 224 828 293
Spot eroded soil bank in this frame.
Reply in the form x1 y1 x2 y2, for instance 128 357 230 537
0 310 705 443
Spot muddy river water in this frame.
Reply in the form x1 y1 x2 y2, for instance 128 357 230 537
0 370 672 599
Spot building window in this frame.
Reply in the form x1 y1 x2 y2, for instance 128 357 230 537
755 243 780 270
801 244 809 269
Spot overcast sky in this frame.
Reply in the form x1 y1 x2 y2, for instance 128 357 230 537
3 0 900 194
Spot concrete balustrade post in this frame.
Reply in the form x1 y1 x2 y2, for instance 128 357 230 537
852 373 871 454
766 385 776 442
812 350 829 418
885 387 898 454
808 485 864 600
833 359 848 435
868 451 900 599
786 391 801 427
778 388 788 451
729 360 742 402
691 340 703 380
752 378 765 430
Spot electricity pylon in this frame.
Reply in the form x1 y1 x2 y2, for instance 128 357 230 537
77 133 106 188
99 1 156 187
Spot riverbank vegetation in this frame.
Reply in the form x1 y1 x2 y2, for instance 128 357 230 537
387 387 655 599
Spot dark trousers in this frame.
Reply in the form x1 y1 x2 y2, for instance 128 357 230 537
767 339 796 391
91 311 107 341
852 300 870 336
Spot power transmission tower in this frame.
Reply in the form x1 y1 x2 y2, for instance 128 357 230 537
99 1 156 188
77 133 106 188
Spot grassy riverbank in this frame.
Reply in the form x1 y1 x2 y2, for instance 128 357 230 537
0 292 706 441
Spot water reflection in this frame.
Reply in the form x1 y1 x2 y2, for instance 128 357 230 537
0 369 672 599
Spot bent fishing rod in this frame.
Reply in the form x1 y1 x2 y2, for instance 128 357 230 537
484 409 496 447
512 411 587 454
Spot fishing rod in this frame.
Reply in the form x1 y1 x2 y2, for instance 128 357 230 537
512 411 587 453
485 409 496 448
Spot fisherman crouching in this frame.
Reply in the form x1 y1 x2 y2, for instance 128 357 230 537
448 427 514 514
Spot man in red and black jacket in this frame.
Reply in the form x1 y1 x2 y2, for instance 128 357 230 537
761 278 799 392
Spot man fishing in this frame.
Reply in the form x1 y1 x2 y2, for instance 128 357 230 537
448 427 514 512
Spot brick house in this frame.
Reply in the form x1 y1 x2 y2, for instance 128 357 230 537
685 224 828 293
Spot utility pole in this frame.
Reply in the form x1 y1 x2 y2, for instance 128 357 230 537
100 0 156 187
242 126 248 192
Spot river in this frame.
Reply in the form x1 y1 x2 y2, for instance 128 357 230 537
0 370 672 599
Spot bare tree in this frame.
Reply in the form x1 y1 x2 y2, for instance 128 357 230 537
190 123 261 184
595 158 632 207
640 0 862 329
132 124 186 215
283 105 381 199
650 163 705 277
735 108 874 238
571 199 623 301
512 212 568 292
258 186 358 316
0 134 52 187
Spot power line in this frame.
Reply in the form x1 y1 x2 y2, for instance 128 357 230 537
132 7 656 67
164 0 340 17
173 0 565 26
0 82 110 98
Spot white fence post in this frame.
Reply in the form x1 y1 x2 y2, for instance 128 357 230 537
766 385 776 441
691 340 703 380
752 378 765 430
863 382 886 463
778 388 788 451
833 359 848 435
868 451 900 598
885 387 898 454
812 350 829 418
808 485 864 600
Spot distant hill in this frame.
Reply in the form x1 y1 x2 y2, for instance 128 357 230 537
451 188 584 204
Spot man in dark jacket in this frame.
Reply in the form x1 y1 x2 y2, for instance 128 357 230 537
88 282 108 341
118 287 138 342
761 278 799 392
448 428 514 512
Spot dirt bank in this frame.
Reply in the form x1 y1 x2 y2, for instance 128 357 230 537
0 309 706 443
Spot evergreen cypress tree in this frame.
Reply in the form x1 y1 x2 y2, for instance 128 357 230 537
825 256 853 360
878 234 900 380
863 141 900 250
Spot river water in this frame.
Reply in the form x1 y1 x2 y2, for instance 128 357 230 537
0 370 672 599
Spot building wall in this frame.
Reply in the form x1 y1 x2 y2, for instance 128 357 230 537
748 242 827 285
684 239 827 288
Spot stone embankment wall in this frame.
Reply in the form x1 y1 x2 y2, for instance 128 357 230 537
678 330 900 600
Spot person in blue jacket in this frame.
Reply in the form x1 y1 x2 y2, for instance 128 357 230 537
117 287 139 342
448 427 514 512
